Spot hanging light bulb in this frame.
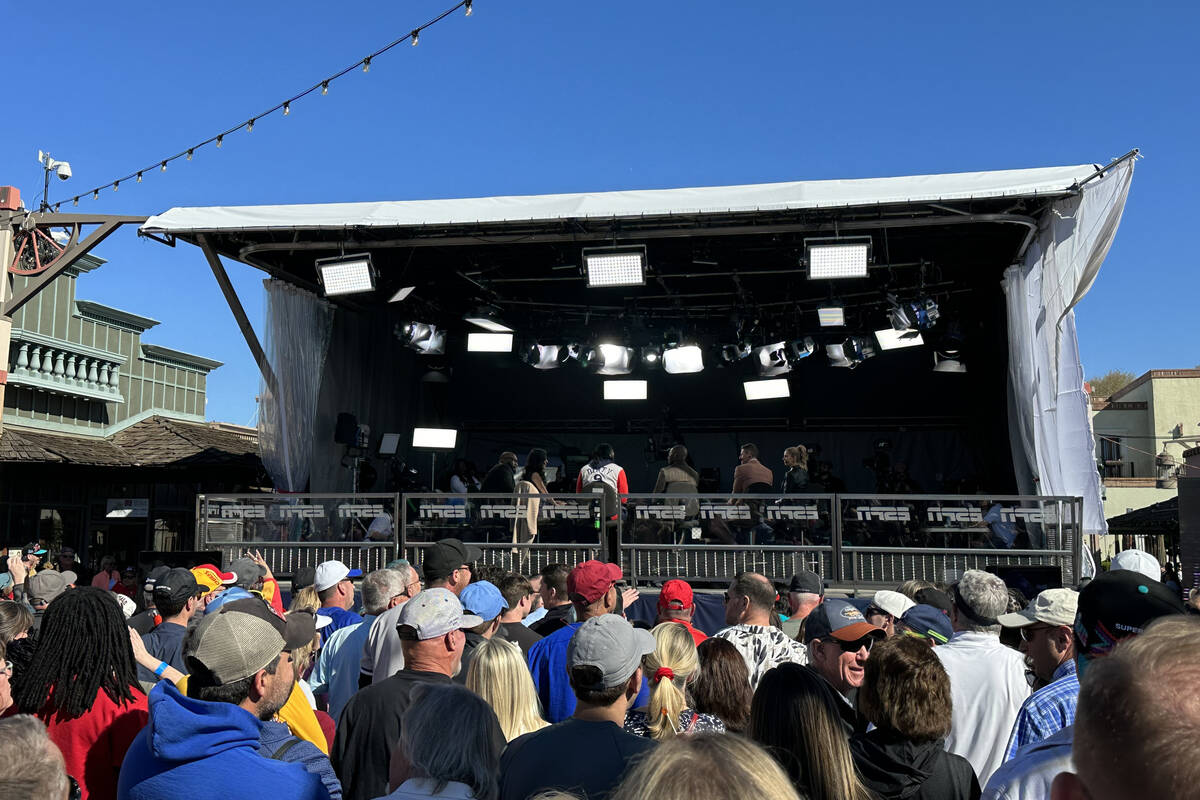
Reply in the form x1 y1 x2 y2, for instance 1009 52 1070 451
465 0 472 15
160 161 168 172
72 197 78 206
113 181 119 192
362 57 371 73
321 80 329 95
92 190 99 200
216 135 223 148
136 172 142 183
246 119 255 133
186 149 194 161
53 204 60 212
282 102 290 116
411 29 419 45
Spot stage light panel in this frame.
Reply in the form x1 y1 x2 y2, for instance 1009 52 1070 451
583 246 647 287
412 427 457 449
389 286 415 303
826 336 875 368
806 239 870 279
590 343 635 375
934 353 967 373
317 254 375 296
467 332 514 352
744 378 790 400
603 380 648 400
464 307 513 332
526 344 561 369
663 345 704 374
874 328 925 351
379 433 401 455
817 306 845 327
754 342 792 377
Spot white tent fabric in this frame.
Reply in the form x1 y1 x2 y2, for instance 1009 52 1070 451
141 163 1097 233
1003 160 1135 536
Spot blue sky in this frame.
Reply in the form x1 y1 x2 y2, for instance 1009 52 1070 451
4 1 1196 423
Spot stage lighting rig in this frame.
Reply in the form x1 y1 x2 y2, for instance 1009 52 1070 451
805 237 871 280
583 245 647 287
585 343 635 375
603 380 648 400
467 332 514 352
744 378 791 400
662 344 704 374
641 345 663 370
721 342 752 363
395 321 446 355
524 343 562 369
888 294 940 332
317 253 375 296
826 336 875 369
464 305 513 333
874 329 925 350
817 304 846 327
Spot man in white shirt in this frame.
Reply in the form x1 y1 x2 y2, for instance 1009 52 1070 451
359 562 423 685
715 572 807 689
935 569 1031 786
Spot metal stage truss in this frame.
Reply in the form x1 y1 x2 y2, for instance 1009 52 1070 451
197 492 1082 588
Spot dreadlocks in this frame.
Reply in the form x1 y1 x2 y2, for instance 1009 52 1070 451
15 586 141 719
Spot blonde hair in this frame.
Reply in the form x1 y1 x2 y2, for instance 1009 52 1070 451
286 614 321 676
609 732 800 800
466 638 548 741
784 446 808 470
289 585 319 613
642 623 699 741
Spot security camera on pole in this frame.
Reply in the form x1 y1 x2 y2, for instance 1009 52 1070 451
37 151 72 212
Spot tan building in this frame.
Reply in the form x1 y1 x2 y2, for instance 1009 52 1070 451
1090 369 1200 520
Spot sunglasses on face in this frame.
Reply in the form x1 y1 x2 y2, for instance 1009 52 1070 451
825 636 876 654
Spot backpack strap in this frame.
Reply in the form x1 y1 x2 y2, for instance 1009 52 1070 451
269 738 303 761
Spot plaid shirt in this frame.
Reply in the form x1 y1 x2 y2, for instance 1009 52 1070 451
1003 660 1079 761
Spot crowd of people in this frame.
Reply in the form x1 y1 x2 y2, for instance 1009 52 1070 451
1 538 1197 800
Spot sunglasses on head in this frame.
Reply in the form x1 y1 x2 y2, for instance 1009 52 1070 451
825 636 876 654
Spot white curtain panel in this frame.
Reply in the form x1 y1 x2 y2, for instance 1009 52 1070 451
258 279 335 491
1003 159 1135 535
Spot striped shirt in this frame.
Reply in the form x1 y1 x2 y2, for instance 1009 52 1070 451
1003 660 1079 761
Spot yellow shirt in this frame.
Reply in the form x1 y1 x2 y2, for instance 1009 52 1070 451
173 675 328 754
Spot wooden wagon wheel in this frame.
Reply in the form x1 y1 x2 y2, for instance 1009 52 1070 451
8 219 80 276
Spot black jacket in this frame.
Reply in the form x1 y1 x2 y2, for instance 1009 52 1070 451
481 462 516 493
850 728 980 800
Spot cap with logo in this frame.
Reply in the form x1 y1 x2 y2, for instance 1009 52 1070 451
22 542 47 557
144 565 171 593
186 598 290 685
421 539 484 581
804 598 886 643
657 579 694 610
568 561 622 604
869 590 916 619
567 614 656 690
1110 549 1161 583
27 571 68 605
396 588 483 640
460 581 509 621
191 564 237 593
900 604 954 644
998 588 1079 628
114 593 137 618
1075 569 1184 661
788 569 824 596
314 560 363 593
152 568 202 605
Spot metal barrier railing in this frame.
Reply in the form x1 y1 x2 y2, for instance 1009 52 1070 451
197 491 1083 587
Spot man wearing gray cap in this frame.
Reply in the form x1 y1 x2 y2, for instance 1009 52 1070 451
999 587 1079 758
500 615 657 800
26 570 69 633
332 588 481 800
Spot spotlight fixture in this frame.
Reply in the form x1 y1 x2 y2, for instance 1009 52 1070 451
603 380 648 400
805 237 871 280
817 304 846 327
744 378 791 401
888 294 940 332
721 343 752 363
558 343 584 366
467 332 514 352
524 344 562 369
753 342 792 377
641 345 663 369
933 352 967 373
874 329 925 351
662 344 704 374
583 245 647 288
389 286 416 303
463 305 513 333
826 336 875 369
395 321 446 355
586 343 635 375
788 337 816 361
316 253 375 296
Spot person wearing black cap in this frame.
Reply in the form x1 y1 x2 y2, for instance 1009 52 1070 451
137 568 202 684
781 569 824 640
421 538 483 596
129 566 173 635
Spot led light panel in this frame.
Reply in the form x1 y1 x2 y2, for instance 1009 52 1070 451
603 380 648 400
464 315 513 332
467 332 514 352
584 250 646 287
318 258 375 295
808 243 869 279
874 328 925 351
379 433 401 455
389 286 415 303
662 345 704 374
817 306 846 327
744 379 790 400
412 427 458 449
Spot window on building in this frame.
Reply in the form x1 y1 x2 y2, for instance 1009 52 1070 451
1100 437 1125 477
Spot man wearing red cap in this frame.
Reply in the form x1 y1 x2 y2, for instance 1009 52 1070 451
654 579 707 646
527 560 647 723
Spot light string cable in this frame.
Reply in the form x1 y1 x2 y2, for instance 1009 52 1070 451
1095 433 1200 474
46 0 474 212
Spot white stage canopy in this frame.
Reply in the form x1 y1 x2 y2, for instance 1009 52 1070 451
142 163 1098 234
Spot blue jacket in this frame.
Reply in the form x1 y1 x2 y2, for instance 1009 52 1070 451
259 720 342 800
527 622 648 723
118 682 330 800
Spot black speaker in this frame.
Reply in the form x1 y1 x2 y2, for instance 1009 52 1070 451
335 413 358 445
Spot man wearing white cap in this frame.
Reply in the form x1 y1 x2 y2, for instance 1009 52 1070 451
1109 548 1160 582
314 560 363 642
332 588 481 800
998 588 1079 759
865 589 915 637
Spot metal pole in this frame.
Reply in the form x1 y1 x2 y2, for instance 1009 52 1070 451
0 225 13 436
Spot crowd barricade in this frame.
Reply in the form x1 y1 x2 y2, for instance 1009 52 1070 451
198 491 1082 588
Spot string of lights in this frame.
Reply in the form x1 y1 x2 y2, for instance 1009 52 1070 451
1096 433 1200 474
50 0 474 212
